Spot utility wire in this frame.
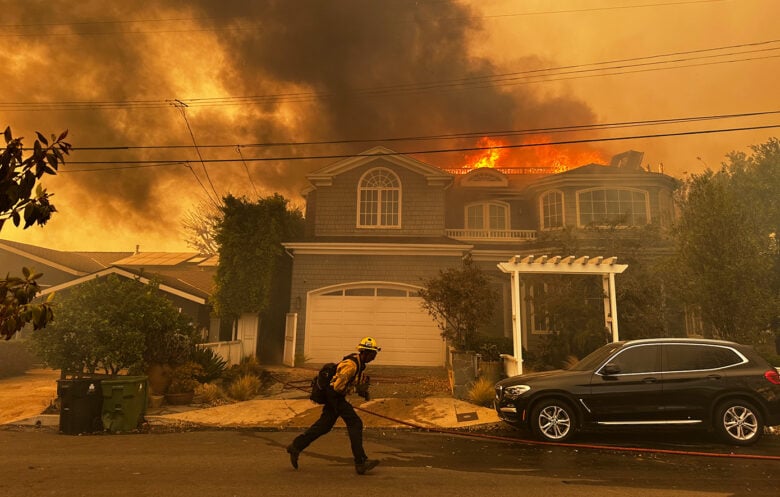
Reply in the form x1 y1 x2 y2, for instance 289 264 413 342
170 100 221 206
1 39 777 111
65 110 780 152
237 145 260 198
59 122 780 172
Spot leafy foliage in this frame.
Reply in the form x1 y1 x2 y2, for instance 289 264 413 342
1 126 71 231
191 346 228 383
0 126 71 340
212 193 303 321
167 362 204 394
671 138 780 343
418 255 497 351
30 275 199 375
1 267 55 340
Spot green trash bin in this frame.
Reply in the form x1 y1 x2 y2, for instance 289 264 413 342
100 375 148 433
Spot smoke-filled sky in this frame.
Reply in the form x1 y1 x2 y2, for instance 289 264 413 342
1 0 778 252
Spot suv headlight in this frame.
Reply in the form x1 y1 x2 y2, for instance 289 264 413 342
503 384 531 400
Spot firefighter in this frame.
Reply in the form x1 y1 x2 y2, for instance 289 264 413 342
286 337 381 475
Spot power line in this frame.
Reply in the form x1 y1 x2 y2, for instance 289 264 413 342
63 110 780 152
59 123 780 172
1 39 777 111
170 100 221 206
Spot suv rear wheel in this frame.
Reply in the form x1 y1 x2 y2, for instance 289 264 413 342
714 399 763 446
530 399 576 442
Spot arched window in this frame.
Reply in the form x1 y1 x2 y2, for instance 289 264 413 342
465 202 508 231
540 191 564 230
577 188 649 226
358 168 401 228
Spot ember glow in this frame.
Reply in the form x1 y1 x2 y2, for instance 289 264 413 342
464 137 507 169
522 135 607 173
463 135 607 172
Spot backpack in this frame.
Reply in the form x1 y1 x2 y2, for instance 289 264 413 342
309 356 359 404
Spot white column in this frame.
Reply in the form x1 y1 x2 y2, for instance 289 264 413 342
511 270 524 375
609 272 620 342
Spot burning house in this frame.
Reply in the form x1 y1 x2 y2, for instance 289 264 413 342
282 144 678 368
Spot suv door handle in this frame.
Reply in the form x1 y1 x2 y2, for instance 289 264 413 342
707 374 722 380
642 377 658 383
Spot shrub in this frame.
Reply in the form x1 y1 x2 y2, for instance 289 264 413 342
227 374 261 401
191 347 228 383
0 340 37 378
468 377 496 407
168 362 204 394
29 275 198 375
195 383 228 405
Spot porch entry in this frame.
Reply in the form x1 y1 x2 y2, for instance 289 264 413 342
305 282 445 366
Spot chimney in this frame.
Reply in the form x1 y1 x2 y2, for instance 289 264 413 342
135 244 140 255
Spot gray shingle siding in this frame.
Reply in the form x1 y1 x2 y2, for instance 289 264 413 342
314 161 447 237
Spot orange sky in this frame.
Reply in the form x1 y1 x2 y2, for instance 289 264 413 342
1 0 778 252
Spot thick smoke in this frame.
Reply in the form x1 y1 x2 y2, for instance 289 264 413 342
1 0 598 250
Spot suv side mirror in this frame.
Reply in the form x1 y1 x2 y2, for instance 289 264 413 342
601 363 621 375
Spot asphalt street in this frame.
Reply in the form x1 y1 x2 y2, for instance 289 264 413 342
1 426 777 497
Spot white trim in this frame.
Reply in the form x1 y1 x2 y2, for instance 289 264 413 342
282 242 471 257
38 267 207 304
307 146 453 188
356 167 402 229
310 281 425 296
0 242 85 276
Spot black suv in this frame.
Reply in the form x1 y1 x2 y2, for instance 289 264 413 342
494 338 780 445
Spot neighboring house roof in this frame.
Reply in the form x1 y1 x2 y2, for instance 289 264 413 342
1 240 215 302
0 239 131 275
38 266 210 304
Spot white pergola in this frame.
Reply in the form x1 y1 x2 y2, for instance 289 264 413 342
497 255 628 377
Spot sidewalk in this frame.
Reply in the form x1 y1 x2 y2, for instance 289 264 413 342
1 367 500 431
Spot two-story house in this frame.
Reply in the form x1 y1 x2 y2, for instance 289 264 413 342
282 147 677 367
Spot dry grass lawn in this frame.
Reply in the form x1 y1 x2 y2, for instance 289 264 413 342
0 369 59 424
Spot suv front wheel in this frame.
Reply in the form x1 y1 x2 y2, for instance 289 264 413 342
530 399 576 442
714 399 764 446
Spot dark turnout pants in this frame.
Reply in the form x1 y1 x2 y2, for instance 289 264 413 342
290 391 367 464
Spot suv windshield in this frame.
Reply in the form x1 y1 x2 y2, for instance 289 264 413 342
569 342 624 371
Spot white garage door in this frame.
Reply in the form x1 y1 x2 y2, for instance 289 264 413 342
305 285 445 366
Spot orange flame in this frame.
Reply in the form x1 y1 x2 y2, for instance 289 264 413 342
463 135 606 172
464 137 506 169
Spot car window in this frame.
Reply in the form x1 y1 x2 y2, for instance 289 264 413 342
570 342 624 371
662 344 745 372
601 344 660 374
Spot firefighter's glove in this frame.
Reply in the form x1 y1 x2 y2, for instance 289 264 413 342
356 380 370 401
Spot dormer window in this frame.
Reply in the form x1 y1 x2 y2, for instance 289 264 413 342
358 168 401 228
465 202 508 231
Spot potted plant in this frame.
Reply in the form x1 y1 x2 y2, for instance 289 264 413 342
165 362 204 405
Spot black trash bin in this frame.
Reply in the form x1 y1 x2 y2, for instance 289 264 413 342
57 377 104 435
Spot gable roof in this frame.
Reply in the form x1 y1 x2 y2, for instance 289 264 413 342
38 266 210 304
306 146 453 188
0 239 131 275
1 240 214 301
